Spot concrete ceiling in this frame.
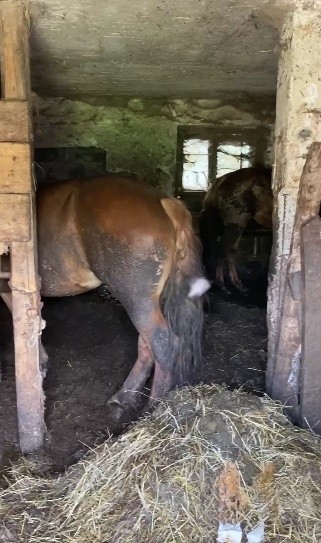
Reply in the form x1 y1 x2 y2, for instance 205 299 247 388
30 0 280 98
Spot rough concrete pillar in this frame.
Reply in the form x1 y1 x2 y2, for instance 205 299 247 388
267 1 321 407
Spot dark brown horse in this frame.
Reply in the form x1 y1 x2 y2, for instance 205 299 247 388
199 167 272 292
31 176 209 413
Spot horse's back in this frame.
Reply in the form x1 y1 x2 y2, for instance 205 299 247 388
75 176 174 246
37 176 176 299
203 167 272 228
204 167 271 207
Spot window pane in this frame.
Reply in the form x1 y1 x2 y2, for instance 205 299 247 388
216 142 253 178
182 138 209 191
184 153 209 172
217 151 240 171
242 145 251 155
241 158 251 169
182 170 208 191
183 139 209 155
217 143 242 156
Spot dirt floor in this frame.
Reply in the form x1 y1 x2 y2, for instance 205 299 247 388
0 287 267 473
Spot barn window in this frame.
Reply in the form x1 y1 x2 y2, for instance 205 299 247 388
182 138 210 191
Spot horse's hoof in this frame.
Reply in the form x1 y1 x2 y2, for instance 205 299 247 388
145 400 156 415
230 280 248 295
216 284 232 296
108 397 121 407
107 398 127 422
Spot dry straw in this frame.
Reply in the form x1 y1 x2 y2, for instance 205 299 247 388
1 384 321 542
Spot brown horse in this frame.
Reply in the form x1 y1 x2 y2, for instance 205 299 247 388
199 167 272 292
31 176 209 413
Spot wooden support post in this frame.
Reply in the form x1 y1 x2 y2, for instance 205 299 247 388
11 238 44 450
0 2 30 99
271 143 321 430
268 143 321 420
0 1 45 453
266 3 321 420
301 217 321 432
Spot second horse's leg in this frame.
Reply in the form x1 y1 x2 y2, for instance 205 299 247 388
224 225 247 293
226 258 247 293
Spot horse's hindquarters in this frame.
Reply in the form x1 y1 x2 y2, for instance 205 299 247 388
37 182 102 297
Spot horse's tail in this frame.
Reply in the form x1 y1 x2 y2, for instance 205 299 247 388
160 197 210 386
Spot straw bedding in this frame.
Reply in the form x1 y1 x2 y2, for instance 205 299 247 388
1 384 321 542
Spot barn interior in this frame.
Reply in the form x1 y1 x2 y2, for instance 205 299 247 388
0 0 296 470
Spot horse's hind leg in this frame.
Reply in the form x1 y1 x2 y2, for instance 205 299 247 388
109 303 178 413
215 258 228 292
108 335 154 408
147 309 179 403
226 258 246 293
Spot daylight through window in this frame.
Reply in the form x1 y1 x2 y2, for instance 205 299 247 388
181 137 254 192
216 142 253 178
182 139 210 191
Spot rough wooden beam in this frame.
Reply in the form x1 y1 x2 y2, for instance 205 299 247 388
267 143 321 416
0 1 44 453
301 217 321 433
269 284 300 417
0 194 30 242
0 101 30 141
266 2 321 395
0 142 32 192
289 143 321 276
0 1 31 99
10 238 45 453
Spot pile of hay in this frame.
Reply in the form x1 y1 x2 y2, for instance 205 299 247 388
1 384 321 542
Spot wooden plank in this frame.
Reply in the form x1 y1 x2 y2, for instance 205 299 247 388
0 101 30 142
0 142 32 193
289 142 321 276
267 143 321 412
0 194 30 242
0 2 31 99
11 242 45 453
301 217 321 433
270 283 300 420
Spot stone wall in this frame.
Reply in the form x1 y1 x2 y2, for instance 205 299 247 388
33 94 275 194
